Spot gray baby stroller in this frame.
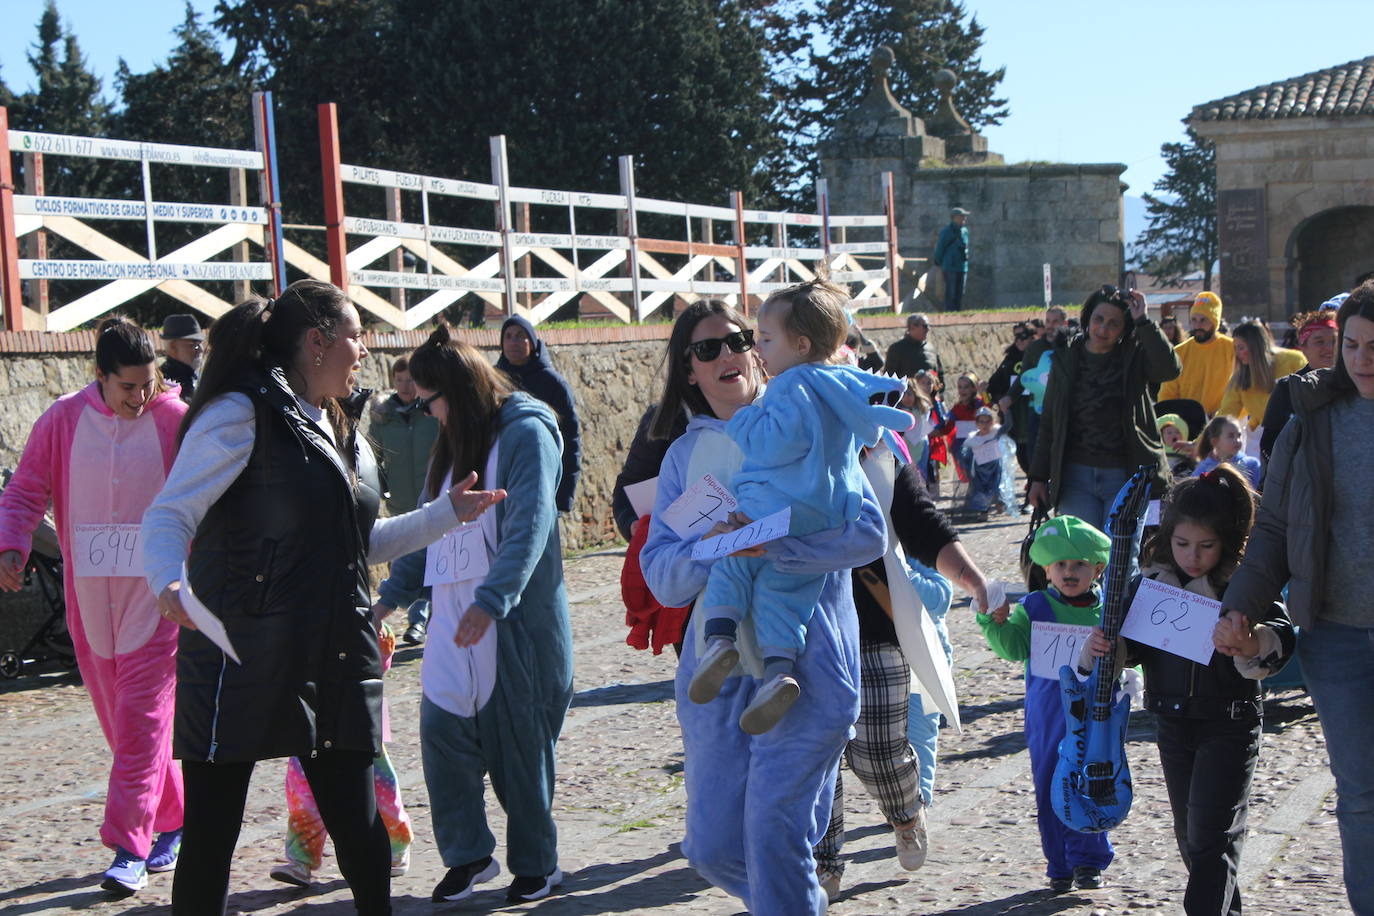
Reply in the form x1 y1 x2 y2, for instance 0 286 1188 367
0 470 74 679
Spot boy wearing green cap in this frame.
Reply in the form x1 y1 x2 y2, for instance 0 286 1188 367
978 515 1115 892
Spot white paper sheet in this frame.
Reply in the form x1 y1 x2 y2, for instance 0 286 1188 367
660 473 738 539
73 524 143 578
1121 576 1218 666
179 564 241 664
1030 621 1094 681
690 507 790 561
624 476 659 519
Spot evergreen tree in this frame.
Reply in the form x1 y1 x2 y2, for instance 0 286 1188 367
1133 128 1217 291
797 0 1008 154
214 0 778 233
14 0 112 199
115 5 262 200
22 0 110 138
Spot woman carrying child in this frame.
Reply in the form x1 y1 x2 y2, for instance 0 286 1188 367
641 293 888 915
684 279 909 735
978 515 1116 892
1086 464 1293 915
1191 416 1261 488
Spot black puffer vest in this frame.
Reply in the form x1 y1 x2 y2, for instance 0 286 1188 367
175 365 383 762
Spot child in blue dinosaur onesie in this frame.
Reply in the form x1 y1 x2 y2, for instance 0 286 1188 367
688 279 910 734
977 515 1116 893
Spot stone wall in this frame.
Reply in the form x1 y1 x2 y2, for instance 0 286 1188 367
1190 116 1374 320
820 157 1126 310
0 312 1031 552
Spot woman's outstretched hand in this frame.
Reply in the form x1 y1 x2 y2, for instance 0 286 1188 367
0 551 24 591
447 470 507 523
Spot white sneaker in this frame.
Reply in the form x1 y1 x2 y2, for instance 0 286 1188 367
269 859 313 887
738 674 800 734
816 863 842 902
688 638 739 704
893 806 929 871
390 848 410 877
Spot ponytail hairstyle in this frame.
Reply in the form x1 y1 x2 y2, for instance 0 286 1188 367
1142 461 1256 588
1195 414 1242 462
179 279 356 448
407 323 514 499
94 315 160 381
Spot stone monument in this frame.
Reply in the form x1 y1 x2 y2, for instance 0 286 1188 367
819 47 1127 310
1189 54 1374 319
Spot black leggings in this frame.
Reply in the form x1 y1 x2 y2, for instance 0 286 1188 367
173 751 391 916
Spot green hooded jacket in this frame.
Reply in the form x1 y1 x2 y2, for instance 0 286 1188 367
1028 317 1180 506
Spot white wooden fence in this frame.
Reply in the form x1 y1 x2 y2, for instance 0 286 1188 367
0 99 910 331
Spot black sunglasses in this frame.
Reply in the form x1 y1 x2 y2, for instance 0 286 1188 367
685 329 754 362
414 392 441 416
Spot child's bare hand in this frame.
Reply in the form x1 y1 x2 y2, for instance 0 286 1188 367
1213 611 1259 657
702 518 765 558
727 511 754 527
988 603 1010 625
1086 628 1110 657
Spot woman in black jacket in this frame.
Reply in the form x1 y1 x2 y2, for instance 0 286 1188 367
495 316 581 513
1028 287 1180 532
142 281 503 915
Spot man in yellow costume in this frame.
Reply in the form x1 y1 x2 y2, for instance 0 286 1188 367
1158 291 1234 415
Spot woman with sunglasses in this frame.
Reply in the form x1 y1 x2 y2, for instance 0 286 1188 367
141 281 504 915
1027 286 1180 533
639 298 887 915
374 326 573 905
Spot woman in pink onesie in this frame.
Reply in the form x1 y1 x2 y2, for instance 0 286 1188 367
0 316 186 897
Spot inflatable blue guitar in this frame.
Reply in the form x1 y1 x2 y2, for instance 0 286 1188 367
1050 466 1153 833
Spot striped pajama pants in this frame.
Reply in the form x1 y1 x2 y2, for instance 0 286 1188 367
815 640 923 871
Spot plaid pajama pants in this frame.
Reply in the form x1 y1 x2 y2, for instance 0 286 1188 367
815 640 924 870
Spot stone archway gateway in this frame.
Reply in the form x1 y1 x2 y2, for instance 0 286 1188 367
1190 56 1374 320
1287 205 1374 312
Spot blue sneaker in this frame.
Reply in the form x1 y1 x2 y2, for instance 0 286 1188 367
101 848 148 896
147 829 182 872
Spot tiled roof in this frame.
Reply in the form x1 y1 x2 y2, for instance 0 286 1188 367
1192 56 1374 121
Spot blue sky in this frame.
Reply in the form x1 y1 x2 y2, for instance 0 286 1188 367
1 0 1369 200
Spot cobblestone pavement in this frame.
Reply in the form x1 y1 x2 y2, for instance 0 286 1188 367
0 492 1351 915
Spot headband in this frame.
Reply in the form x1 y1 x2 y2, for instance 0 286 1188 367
1297 315 1337 346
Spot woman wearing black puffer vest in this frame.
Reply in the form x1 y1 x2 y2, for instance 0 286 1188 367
141 280 505 916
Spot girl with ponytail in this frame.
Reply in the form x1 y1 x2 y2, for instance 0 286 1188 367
142 283 505 915
1086 463 1293 913
372 324 572 905
0 315 185 897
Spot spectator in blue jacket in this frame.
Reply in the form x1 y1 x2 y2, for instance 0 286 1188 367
495 317 581 514
933 208 970 312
